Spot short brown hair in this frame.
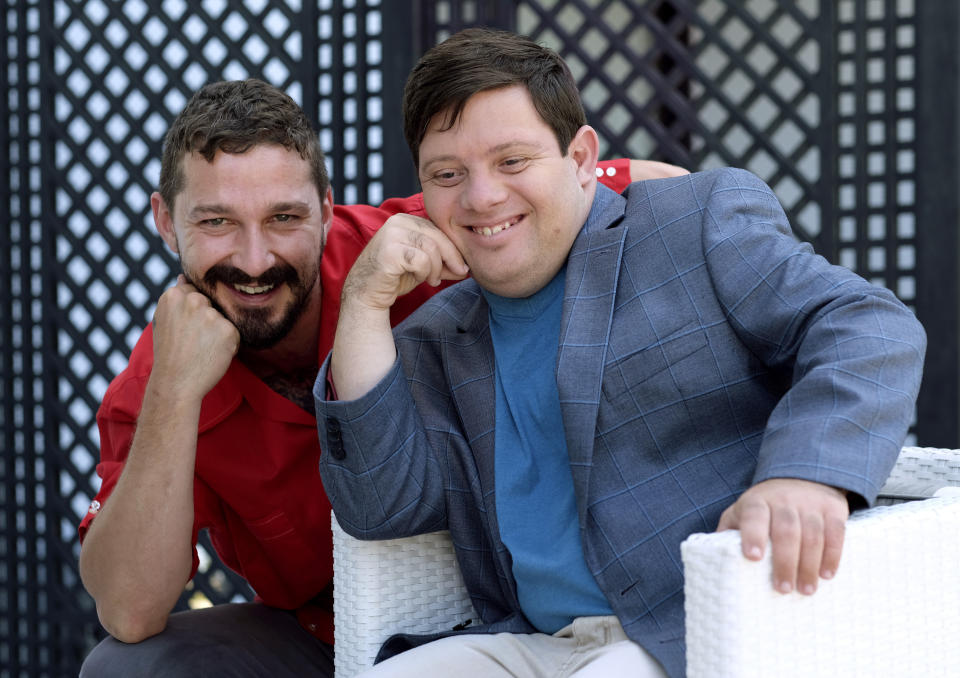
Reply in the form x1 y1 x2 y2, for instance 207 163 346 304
402 28 587 167
158 78 329 209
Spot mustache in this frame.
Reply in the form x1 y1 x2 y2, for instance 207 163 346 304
198 263 300 289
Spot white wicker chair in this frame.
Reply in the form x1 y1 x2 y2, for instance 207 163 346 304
331 447 960 677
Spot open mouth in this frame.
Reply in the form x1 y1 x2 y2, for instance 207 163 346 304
233 283 276 295
470 216 521 237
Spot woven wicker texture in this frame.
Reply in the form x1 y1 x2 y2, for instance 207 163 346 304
331 516 478 677
332 447 960 676
878 446 960 502
682 494 960 677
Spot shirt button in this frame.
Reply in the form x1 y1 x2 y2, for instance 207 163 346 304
606 166 616 176
88 500 101 514
595 167 604 177
307 623 318 632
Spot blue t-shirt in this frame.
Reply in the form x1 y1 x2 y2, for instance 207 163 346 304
484 268 612 633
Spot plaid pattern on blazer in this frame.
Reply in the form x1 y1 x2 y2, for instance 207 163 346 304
316 168 926 677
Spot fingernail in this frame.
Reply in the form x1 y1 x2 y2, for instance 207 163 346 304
801 584 815 595
747 546 762 559
821 570 834 580
777 580 792 594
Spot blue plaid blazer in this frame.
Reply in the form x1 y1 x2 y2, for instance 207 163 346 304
316 168 926 677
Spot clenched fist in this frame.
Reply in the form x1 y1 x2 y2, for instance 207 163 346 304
150 275 240 402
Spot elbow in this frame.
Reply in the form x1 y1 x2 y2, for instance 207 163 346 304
97 604 169 644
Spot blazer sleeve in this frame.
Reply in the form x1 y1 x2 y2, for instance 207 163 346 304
699 168 926 504
314 355 448 539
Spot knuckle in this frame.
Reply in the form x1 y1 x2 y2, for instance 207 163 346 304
802 511 825 531
800 527 824 547
771 514 801 539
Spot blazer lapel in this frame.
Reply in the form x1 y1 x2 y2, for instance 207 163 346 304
558 186 627 525
442 289 525 605
441 288 500 523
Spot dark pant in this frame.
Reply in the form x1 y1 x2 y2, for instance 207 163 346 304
79 603 334 677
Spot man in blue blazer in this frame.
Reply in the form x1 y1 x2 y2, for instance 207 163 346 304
315 28 926 678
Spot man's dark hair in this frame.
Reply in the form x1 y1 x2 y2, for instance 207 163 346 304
158 78 329 209
402 28 587 167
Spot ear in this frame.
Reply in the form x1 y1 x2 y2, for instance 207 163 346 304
568 125 600 189
151 191 179 254
319 186 335 246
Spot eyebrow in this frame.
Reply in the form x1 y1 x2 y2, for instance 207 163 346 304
420 140 544 171
187 201 313 220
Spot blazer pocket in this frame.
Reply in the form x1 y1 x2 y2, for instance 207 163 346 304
602 323 709 402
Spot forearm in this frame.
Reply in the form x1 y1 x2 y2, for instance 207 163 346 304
79 382 200 642
329 296 397 401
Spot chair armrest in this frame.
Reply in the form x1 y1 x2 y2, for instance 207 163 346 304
681 494 960 678
878 446 960 502
331 513 478 678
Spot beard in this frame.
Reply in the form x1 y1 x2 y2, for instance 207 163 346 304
184 260 319 350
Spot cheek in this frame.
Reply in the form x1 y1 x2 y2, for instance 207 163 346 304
180 230 227 260
422 190 456 223
286 235 325 273
435 224 469 259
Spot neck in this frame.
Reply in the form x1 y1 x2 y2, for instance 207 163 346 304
239 295 321 413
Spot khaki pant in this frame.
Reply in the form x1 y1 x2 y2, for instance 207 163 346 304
358 615 668 678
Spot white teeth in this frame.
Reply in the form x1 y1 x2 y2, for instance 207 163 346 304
472 220 513 237
234 283 275 295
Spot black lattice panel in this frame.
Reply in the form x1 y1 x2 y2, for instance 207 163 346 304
3 1 393 673
314 1 397 205
5 2 63 673
832 0 918 307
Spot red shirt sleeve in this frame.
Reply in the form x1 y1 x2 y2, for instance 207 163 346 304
78 367 144 543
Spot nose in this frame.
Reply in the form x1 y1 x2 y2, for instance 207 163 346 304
232 225 277 278
459 170 508 214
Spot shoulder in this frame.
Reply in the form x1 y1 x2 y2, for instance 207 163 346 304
616 168 784 239
326 196 430 273
331 195 428 244
621 167 774 207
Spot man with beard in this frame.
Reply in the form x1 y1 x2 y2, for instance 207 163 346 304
76 78 673 676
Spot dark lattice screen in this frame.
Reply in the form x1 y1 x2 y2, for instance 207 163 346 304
3 1 956 676
4 0 398 675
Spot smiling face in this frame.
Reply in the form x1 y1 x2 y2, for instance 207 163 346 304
418 85 599 298
153 143 333 350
